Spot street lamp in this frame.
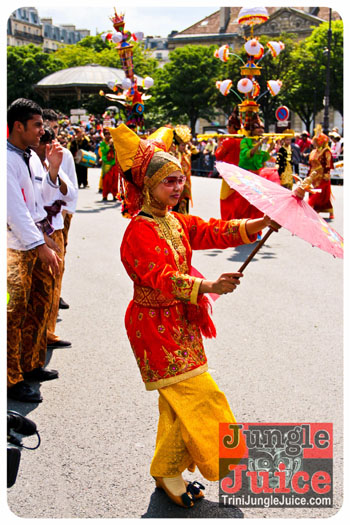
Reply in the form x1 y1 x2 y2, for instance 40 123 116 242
322 8 332 135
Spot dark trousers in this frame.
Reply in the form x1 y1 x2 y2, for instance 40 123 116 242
76 164 88 187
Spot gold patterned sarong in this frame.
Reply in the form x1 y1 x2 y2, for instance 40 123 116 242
7 248 54 386
46 230 65 341
150 372 245 481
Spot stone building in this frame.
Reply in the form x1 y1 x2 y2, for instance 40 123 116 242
7 8 90 51
41 19 90 52
168 7 341 50
144 35 170 68
7 7 43 47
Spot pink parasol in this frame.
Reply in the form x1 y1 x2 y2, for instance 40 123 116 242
216 161 343 269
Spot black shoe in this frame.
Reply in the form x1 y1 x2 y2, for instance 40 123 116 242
59 297 70 309
47 339 72 349
8 382 43 403
23 367 59 382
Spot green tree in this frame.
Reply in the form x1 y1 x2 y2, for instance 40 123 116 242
7 44 64 106
283 20 343 131
7 35 159 116
53 35 158 75
305 20 343 116
148 45 222 133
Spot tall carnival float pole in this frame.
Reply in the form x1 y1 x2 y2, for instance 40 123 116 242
99 8 154 131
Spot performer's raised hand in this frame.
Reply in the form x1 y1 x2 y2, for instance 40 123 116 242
46 140 63 171
199 272 243 295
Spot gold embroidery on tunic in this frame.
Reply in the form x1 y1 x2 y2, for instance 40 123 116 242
134 285 180 307
141 213 188 273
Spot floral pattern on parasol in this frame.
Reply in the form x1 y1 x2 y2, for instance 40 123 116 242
216 161 343 259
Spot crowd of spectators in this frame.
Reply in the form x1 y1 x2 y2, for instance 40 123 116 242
190 128 343 179
53 111 343 182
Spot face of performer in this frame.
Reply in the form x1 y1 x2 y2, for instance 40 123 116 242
151 170 186 207
254 126 264 136
103 129 112 143
15 114 45 149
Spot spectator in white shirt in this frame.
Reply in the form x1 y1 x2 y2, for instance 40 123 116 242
31 126 76 350
7 98 64 403
43 109 79 311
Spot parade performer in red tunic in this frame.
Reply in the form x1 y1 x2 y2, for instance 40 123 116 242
215 108 242 220
111 122 280 509
307 128 334 219
217 115 275 221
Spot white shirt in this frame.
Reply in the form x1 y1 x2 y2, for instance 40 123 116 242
331 141 342 157
7 142 50 251
60 147 78 213
39 161 76 231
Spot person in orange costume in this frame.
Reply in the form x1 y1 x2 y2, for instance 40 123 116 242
111 122 280 509
215 108 242 220
306 129 334 219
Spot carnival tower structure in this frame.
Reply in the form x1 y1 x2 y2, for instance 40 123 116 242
215 7 284 132
100 9 154 130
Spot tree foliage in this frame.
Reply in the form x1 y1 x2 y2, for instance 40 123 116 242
147 45 222 133
6 20 343 129
282 20 343 131
7 44 64 106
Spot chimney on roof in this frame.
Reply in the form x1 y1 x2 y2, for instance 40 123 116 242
219 7 230 33
309 7 320 16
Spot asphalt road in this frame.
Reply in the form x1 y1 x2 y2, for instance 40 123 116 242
6 169 344 520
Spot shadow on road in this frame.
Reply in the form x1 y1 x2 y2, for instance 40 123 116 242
201 243 277 265
226 243 277 264
75 201 121 214
141 489 244 518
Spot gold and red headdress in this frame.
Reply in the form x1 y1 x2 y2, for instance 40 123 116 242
110 124 181 217
313 124 329 147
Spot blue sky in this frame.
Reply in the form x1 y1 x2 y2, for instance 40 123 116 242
31 3 219 38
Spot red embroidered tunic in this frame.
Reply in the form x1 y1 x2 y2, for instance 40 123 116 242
307 147 334 214
120 212 256 390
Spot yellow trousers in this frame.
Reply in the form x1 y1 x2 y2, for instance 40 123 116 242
150 372 245 481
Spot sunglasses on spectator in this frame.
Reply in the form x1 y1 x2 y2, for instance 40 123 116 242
161 175 186 187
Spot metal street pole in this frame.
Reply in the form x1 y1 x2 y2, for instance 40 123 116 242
323 8 332 135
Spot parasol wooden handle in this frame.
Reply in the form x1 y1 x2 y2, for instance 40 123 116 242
238 226 276 273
